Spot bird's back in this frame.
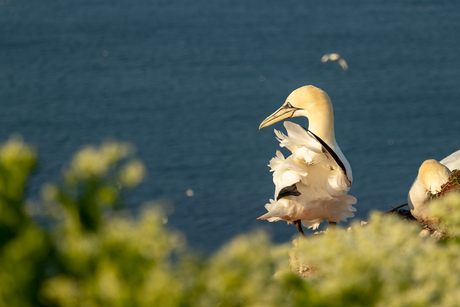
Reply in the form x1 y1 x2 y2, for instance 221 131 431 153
440 149 460 170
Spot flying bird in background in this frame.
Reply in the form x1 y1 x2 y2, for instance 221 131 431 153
258 85 357 236
408 149 460 220
319 53 349 72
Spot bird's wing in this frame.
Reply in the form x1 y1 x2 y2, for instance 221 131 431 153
440 149 460 170
261 144 356 227
338 58 349 72
320 54 330 63
270 122 351 200
276 184 301 200
306 129 350 182
274 122 324 157
260 121 356 228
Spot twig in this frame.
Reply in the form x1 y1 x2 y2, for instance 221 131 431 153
385 203 408 213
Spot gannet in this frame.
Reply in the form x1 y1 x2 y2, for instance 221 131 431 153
318 53 349 72
408 149 460 220
258 85 357 236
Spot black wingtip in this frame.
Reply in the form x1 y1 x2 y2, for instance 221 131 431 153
276 184 301 200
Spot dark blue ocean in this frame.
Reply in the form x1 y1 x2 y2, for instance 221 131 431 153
1 0 460 251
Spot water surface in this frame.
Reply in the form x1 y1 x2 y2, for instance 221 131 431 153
1 0 460 251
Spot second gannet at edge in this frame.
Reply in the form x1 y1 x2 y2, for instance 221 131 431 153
258 85 357 236
408 149 460 220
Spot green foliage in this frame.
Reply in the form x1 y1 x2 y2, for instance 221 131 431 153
449 169 460 186
429 169 460 200
430 194 460 237
0 136 37 243
292 212 460 306
41 209 185 306
0 136 51 307
3 136 460 306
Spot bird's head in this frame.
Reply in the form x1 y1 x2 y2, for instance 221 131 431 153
419 159 450 194
259 85 333 130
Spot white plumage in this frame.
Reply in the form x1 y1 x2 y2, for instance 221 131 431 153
408 149 460 220
258 85 357 233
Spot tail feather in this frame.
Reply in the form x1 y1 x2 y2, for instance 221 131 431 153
257 207 285 220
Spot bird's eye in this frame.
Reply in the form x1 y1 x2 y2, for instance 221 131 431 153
286 102 293 108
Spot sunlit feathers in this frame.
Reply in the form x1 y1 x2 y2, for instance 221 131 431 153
258 85 356 231
408 149 460 220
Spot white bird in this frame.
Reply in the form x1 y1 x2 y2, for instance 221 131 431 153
318 53 349 72
408 149 460 220
258 85 357 236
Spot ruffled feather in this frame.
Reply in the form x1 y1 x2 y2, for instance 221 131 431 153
259 121 356 228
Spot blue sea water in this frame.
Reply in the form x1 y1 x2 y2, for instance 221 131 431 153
1 0 460 251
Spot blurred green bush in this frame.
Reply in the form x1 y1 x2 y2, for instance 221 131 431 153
1 136 460 306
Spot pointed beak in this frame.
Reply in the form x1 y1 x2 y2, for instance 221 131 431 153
259 104 298 129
